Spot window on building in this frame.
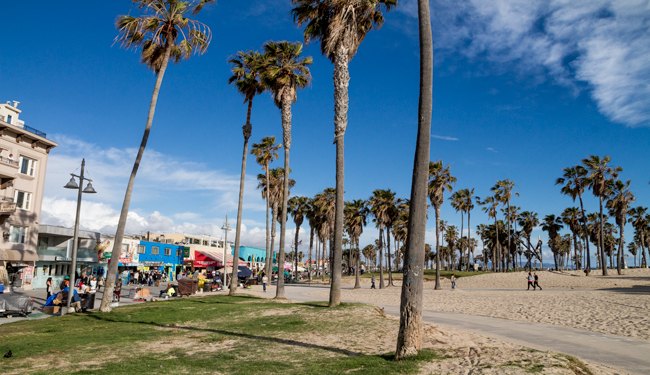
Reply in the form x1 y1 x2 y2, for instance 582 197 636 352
164 247 171 256
6 114 12 124
14 190 32 210
176 249 181 256
19 156 37 176
9 225 27 243
152 246 159 255
138 245 145 254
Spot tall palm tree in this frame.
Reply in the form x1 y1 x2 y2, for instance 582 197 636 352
629 206 649 268
288 195 310 280
492 179 516 271
228 50 267 295
561 207 583 270
313 188 336 280
251 136 281 276
369 189 394 289
292 0 396 307
427 160 455 289
583 155 621 276
478 195 499 271
100 0 214 312
607 180 635 275
557 165 592 273
384 193 398 286
344 199 369 289
449 190 465 270
262 41 312 299
542 214 563 270
462 188 476 269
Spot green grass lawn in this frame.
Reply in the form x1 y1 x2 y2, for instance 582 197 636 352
0 295 440 375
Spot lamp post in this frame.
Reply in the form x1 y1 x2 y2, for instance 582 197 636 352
63 159 97 312
221 215 231 288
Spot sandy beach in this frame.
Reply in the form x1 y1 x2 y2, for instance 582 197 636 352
246 268 650 374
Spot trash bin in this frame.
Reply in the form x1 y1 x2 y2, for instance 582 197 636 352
80 293 96 311
203 282 212 292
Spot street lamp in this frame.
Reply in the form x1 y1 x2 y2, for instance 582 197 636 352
221 215 231 288
63 159 96 312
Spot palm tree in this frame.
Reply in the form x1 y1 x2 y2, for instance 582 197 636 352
427 160 455 289
542 214 563 270
478 195 499 271
607 180 635 274
261 41 312 299
292 0 396 307
100 0 214 312
227 50 267 295
362 244 376 272
629 206 649 268
492 179 516 271
557 165 592 273
561 207 582 270
288 195 310 280
583 155 621 276
463 188 476 269
444 225 459 269
384 193 398 286
251 136 281 277
449 190 465 270
344 199 369 289
369 189 394 289
313 188 336 280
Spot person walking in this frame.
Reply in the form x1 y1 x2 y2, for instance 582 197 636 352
451 274 457 289
533 272 542 290
370 275 376 289
527 272 534 290
46 277 53 299
262 274 268 292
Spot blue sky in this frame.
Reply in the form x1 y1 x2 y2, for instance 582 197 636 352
1 1 648 261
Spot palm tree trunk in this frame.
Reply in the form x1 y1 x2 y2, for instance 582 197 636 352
617 222 624 275
642 233 648 268
459 212 464 271
387 227 394 286
599 198 608 276
506 201 511 271
330 48 348 307
270 203 277 278
354 239 361 289
467 210 471 271
294 223 301 282
577 194 591 274
396 0 432 359
308 226 314 281
264 163 272 278
322 239 327 281
434 205 441 289
379 227 385 289
276 95 292 299
229 101 254 296
494 218 499 272
99 46 170 312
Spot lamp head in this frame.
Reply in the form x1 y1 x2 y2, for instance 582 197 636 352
83 181 97 194
64 176 79 189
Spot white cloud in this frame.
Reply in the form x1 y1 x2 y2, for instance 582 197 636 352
398 0 650 127
432 134 459 141
486 147 498 153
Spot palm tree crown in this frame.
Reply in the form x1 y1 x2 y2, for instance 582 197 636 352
116 0 213 72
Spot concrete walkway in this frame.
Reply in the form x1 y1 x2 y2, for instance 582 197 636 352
279 284 650 375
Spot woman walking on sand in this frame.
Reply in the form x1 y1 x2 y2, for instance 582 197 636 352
533 272 542 290
451 274 457 289
527 272 534 290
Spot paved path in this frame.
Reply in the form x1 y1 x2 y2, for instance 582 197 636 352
277 284 650 375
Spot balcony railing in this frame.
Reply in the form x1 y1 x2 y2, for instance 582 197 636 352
0 155 19 168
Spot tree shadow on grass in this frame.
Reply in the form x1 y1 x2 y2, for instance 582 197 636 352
84 313 363 357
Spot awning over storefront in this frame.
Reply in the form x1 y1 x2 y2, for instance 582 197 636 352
193 249 233 268
0 248 38 262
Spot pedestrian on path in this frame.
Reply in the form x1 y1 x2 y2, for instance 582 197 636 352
262 274 268 292
46 277 53 299
451 274 457 289
533 272 542 290
371 275 376 289
527 272 534 290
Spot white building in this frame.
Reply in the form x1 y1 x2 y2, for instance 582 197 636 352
0 100 57 289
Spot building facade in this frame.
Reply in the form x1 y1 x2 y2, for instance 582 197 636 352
33 224 101 289
136 240 184 281
0 101 56 289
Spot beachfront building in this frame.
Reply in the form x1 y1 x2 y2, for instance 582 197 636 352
0 100 57 289
33 224 101 289
96 236 142 278
136 240 184 281
238 245 273 271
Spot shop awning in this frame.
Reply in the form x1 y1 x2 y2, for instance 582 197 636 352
193 249 225 268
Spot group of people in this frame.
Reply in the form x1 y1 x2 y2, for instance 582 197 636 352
127 270 166 287
527 272 543 290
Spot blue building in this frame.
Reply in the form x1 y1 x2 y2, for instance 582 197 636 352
236 246 275 270
137 241 184 281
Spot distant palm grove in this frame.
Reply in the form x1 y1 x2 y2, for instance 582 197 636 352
95 0 647 360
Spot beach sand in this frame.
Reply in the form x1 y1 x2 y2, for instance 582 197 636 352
246 267 650 374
